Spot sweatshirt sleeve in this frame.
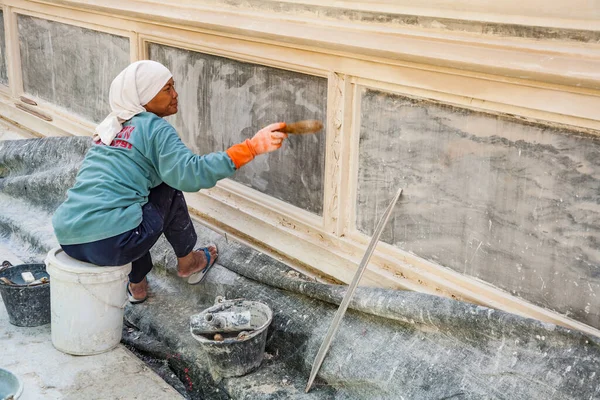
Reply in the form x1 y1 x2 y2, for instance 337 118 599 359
148 125 236 192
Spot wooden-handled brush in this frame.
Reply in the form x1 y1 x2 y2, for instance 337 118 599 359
281 120 323 135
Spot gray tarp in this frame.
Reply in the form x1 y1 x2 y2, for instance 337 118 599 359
1 137 599 399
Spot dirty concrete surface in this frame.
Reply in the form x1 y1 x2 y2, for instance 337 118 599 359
357 89 600 330
150 42 328 215
0 244 184 400
1 136 600 399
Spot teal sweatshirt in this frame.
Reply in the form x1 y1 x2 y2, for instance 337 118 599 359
52 112 236 245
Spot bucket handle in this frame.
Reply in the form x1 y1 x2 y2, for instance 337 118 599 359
0 260 13 274
78 276 129 310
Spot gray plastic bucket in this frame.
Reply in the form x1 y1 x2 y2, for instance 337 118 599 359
190 297 273 379
0 263 50 327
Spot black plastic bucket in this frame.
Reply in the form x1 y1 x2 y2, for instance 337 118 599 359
0 263 50 327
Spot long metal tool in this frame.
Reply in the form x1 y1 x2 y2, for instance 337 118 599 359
305 187 403 392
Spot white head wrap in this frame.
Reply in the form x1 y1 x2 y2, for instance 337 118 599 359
94 60 173 145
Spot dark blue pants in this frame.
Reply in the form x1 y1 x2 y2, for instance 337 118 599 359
61 183 197 283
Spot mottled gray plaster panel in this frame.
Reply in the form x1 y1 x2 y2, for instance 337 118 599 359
148 43 327 215
17 15 130 123
357 88 600 330
0 11 8 86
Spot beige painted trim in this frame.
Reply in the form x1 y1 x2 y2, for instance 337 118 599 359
274 0 600 30
184 189 383 286
5 0 141 33
216 179 322 229
10 1 135 37
184 189 600 339
0 113 37 138
0 93 92 137
322 72 344 235
131 19 600 132
129 29 139 63
353 77 600 133
136 30 146 60
139 32 330 77
25 0 600 89
11 5 138 64
323 72 354 236
2 0 597 131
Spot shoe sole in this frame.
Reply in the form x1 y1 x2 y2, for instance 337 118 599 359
127 284 147 304
187 244 218 285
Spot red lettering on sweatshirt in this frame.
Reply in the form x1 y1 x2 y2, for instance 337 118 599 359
94 126 134 149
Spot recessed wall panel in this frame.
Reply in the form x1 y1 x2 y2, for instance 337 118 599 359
149 43 327 215
357 87 600 329
18 15 130 122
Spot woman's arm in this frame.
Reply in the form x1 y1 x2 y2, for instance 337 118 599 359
149 123 287 192
150 126 236 192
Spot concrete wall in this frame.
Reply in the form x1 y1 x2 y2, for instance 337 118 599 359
357 88 600 328
149 43 327 215
0 0 598 335
17 15 129 123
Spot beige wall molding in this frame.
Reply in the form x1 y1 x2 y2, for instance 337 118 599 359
185 187 600 339
21 0 600 92
46 0 600 35
6 0 600 131
250 0 600 31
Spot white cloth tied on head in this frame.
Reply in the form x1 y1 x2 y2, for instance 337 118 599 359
94 60 173 145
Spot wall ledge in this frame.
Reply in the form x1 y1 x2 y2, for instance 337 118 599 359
184 189 600 339
233 0 600 33
31 0 600 90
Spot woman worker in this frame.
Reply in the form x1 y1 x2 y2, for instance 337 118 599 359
52 60 287 303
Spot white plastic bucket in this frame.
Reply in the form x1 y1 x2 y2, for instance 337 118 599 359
45 247 132 355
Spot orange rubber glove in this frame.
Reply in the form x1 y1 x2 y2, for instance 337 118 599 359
248 122 288 154
226 122 287 169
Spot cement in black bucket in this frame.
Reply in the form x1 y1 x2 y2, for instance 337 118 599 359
190 297 273 380
0 263 50 327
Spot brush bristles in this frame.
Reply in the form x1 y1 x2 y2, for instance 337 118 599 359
282 120 323 134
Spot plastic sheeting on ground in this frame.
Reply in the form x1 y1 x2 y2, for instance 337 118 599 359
1 137 599 399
